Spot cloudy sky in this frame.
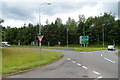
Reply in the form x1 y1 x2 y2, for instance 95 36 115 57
1 0 119 28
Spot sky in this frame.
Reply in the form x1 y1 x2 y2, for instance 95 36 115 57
0 0 119 28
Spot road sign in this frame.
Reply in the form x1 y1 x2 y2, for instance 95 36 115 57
80 36 89 44
36 35 44 43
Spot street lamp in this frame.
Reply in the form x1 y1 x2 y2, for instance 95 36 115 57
66 28 69 48
102 24 105 48
38 3 51 57
38 3 51 35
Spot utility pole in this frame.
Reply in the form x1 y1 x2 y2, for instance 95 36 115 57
83 26 85 48
102 25 104 48
66 28 69 48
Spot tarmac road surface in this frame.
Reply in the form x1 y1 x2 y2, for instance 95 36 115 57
6 49 118 79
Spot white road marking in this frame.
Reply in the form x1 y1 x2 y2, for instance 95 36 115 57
104 57 116 63
97 76 103 78
82 66 88 69
67 58 70 60
93 71 100 75
71 61 76 63
9 75 20 78
77 63 81 66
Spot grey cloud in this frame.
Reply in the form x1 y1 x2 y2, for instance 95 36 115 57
2 2 118 21
41 2 97 16
102 2 118 16
0 2 2 17
3 2 97 19
6 7 34 20
2 2 39 20
118 2 120 19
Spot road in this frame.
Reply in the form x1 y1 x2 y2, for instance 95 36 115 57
6 49 118 79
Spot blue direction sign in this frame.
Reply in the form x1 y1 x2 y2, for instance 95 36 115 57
79 36 89 44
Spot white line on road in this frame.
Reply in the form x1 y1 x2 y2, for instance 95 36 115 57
82 66 88 69
71 61 76 63
94 76 103 80
102 52 105 54
97 76 103 78
104 57 116 63
93 71 100 75
9 75 20 78
76 63 81 66
67 58 70 60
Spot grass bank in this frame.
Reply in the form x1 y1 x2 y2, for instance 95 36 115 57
11 45 107 52
2 47 62 74
43 47 106 52
0 47 2 76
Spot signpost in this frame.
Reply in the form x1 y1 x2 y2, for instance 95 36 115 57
79 36 89 48
36 35 44 57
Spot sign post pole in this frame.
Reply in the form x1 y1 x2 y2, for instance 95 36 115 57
36 35 44 57
84 44 85 48
39 42 42 57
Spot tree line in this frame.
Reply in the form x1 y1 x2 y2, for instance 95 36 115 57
1 13 120 46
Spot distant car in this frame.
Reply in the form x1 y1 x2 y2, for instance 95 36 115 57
1 42 10 47
108 45 115 51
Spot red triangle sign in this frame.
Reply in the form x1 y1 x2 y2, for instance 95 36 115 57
36 35 44 43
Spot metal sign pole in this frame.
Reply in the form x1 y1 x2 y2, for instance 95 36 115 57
36 35 44 57
39 42 42 57
84 44 85 48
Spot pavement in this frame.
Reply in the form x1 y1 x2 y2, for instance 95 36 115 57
4 49 118 79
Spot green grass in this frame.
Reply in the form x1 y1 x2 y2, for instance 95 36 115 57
11 44 120 52
43 47 106 52
119 52 120 54
0 47 2 75
2 47 62 74
11 45 40 48
11 45 107 52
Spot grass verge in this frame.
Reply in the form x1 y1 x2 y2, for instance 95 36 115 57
0 47 2 77
2 47 62 74
11 45 107 52
43 47 107 52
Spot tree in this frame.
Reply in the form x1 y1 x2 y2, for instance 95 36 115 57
66 17 78 44
0 18 4 24
78 14 85 23
46 19 49 25
2 27 6 41
55 18 63 27
2 12 119 46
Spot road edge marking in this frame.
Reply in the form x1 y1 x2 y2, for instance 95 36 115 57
97 76 102 78
77 63 81 66
82 66 88 69
93 71 100 75
104 57 116 63
67 58 70 60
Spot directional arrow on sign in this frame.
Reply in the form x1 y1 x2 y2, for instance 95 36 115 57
36 35 44 43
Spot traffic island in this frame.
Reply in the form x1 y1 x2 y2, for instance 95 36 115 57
2 47 64 77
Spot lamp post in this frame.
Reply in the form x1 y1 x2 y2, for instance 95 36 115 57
39 3 51 35
102 24 105 48
83 24 85 48
66 28 69 48
38 3 51 57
